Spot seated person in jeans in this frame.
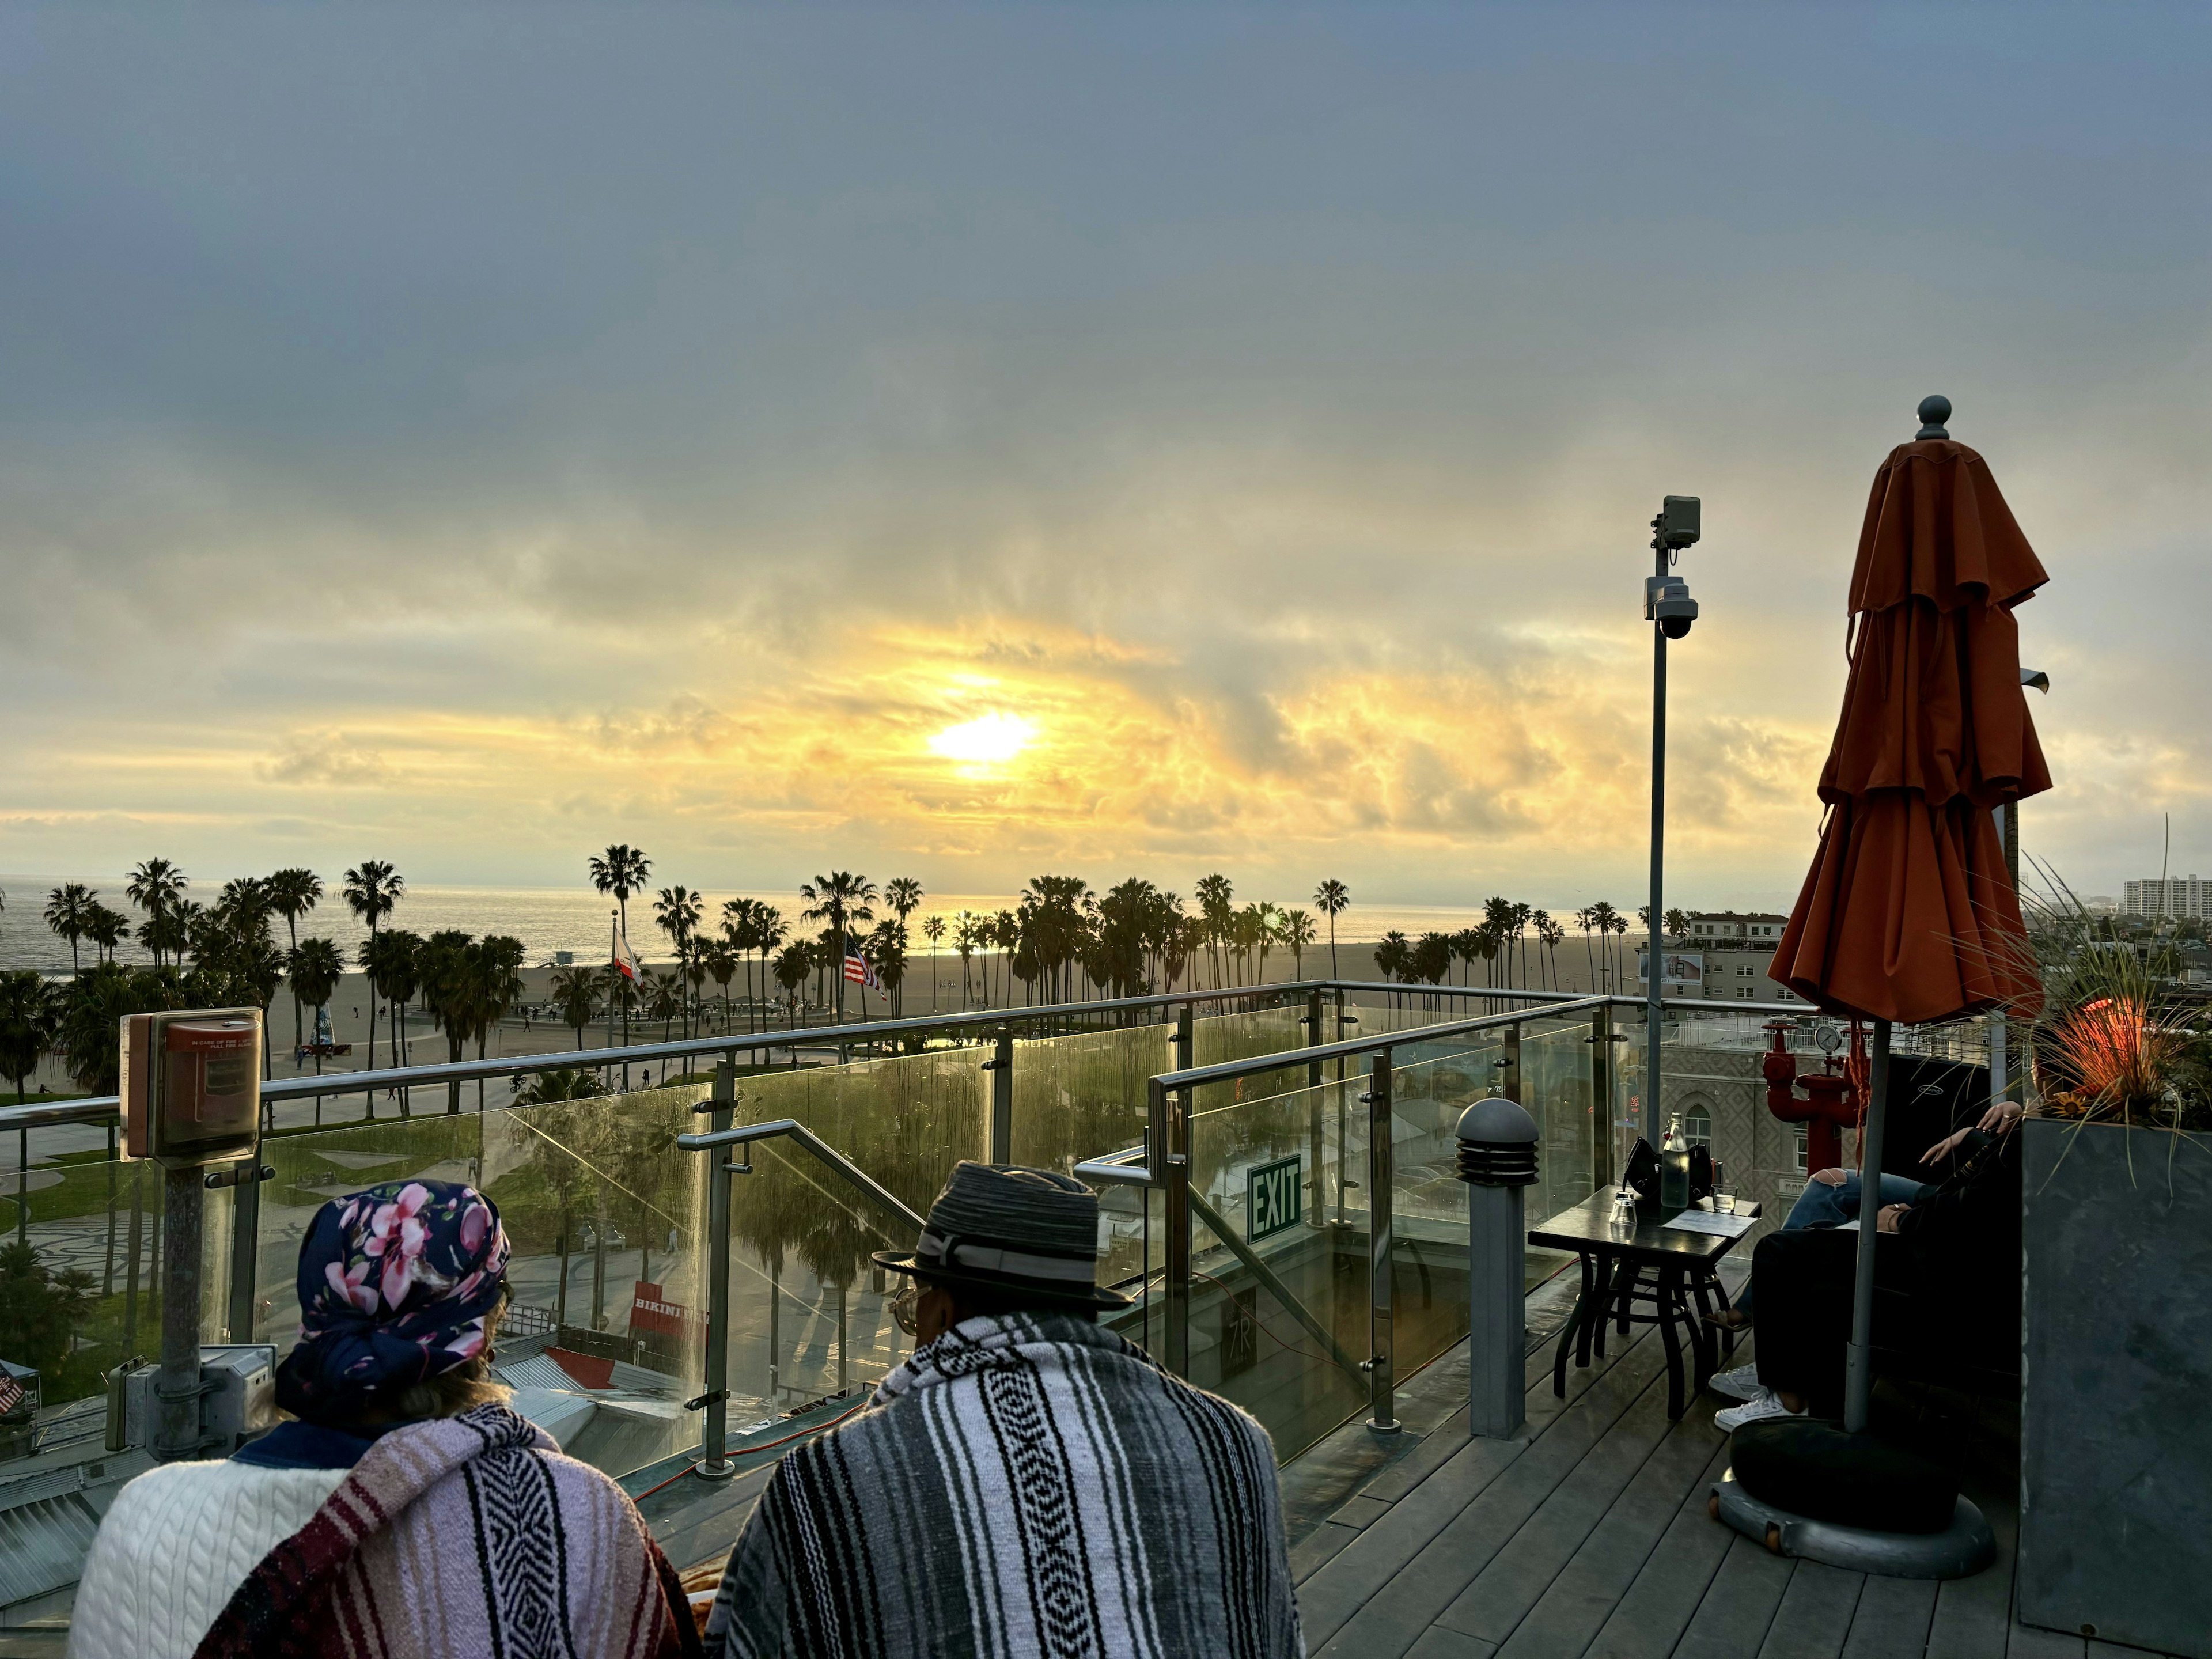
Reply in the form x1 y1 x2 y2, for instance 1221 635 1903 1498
1712 1099 2024 1430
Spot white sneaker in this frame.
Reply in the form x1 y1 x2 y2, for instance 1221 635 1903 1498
1708 1362 1762 1403
1714 1389 1809 1433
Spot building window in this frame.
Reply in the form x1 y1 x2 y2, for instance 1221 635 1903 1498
1794 1128 1808 1173
1684 1106 1711 1150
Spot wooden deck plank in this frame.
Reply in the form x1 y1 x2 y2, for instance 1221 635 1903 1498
1489 1429 1736 1659
1755 1561 1864 1659
1838 1576 1936 1659
1926 1480 2016 1659
2005 1624 2085 1658
1578 1434 1744 1659
1309 1334 1676 1657
1669 1534 1796 1659
1434 1357 1684 1645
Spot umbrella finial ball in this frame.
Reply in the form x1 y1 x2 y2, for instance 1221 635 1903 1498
1916 395 1952 439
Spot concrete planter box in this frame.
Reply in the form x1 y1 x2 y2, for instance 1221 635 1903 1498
2019 1117 2212 1655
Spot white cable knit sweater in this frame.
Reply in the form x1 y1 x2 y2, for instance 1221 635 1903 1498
67 1457 347 1659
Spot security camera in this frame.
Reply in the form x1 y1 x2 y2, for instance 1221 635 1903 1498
1646 576 1699 639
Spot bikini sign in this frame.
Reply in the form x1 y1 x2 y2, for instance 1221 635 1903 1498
628 1282 694 1339
1246 1155 1302 1242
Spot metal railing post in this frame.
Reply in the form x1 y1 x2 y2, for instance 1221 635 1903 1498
1502 1020 1523 1104
1334 989 1352 1225
1172 1004 1194 1074
156 1165 205 1460
1590 1003 1614 1193
1306 989 1325 1229
1156 1075 1190 1377
1365 1051 1399 1434
985 1027 1014 1164
226 1166 261 1343
696 1060 738 1478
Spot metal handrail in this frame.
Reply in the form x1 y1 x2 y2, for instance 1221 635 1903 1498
675 1119 927 1235
0 979 1328 1134
1153 996 1608 1093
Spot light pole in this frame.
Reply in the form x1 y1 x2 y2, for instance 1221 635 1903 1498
1990 665 2050 1109
1644 496 1701 1149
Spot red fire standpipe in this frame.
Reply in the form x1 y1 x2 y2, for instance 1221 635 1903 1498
1761 1021 1859 1173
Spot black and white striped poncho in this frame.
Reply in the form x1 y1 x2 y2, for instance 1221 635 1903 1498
702 1311 1304 1658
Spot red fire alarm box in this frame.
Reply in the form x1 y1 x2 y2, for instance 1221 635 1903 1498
121 1009 263 1165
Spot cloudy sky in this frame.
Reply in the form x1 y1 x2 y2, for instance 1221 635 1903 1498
2 4 2206 914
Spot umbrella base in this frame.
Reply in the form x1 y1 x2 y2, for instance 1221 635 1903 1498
1710 1469 1996 1580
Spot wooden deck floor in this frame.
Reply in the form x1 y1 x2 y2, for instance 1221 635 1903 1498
1281 1289 2164 1659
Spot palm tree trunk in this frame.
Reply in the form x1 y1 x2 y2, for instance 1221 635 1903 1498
555 1219 571 1330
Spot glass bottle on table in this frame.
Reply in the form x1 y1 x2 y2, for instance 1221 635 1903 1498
1660 1113 1691 1210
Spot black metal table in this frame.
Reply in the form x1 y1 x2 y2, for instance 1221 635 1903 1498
1529 1191 1764 1421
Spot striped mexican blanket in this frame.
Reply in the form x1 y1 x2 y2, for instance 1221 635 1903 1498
192 1403 700 1659
702 1312 1303 1659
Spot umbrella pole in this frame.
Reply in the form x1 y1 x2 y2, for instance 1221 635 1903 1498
1843 1016 1891 1433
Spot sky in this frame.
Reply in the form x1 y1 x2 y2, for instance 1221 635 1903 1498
1 3 2207 919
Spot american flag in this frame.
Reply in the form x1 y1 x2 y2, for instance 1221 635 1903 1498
843 941 882 992
0 1371 24 1416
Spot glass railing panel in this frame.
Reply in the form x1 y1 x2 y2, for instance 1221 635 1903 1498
1010 1022 1169 1179
2 1147 230 1467
1183 1073 1370 1461
1520 1020 1600 1228
722 1137 918 1416
732 1049 986 1224
1190 1003 1308 1070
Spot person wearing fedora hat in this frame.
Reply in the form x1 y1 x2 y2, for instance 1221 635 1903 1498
699 1162 1304 1658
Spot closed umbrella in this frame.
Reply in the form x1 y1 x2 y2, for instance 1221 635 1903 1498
1771 393 2050 1434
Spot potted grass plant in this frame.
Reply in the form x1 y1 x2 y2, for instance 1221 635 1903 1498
2014 880 2212 1656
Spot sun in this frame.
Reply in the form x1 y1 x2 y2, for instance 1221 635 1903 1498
927 712 1037 765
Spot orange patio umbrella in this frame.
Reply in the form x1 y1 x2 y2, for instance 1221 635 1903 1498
1767 395 2051 1436
1770 396 2050 1027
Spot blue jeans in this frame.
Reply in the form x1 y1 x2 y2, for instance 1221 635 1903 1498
1732 1172 1933 1321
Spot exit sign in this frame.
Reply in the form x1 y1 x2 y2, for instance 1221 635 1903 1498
1247 1154 1302 1241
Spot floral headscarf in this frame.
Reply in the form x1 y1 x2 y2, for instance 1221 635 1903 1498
275 1180 511 1420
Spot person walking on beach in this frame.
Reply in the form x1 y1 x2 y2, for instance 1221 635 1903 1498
700 1162 1304 1658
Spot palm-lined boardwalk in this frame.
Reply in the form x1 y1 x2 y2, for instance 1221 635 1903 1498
1279 1279 2150 1659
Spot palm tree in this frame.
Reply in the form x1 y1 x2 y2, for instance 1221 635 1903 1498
752 906 788 1029
1195 874 1234 987
652 886 703 1033
361 929 422 1108
264 868 323 1051
126 860 188 968
646 969 683 1042
1246 901 1281 983
43 884 96 977
885 877 923 925
285 938 346 1091
1536 912 1566 991
549 965 604 1049
1279 908 1316 978
589 846 652 1055
921 915 946 1009
85 904 130 967
1312 879 1350 979
719 897 759 1028
799 872 876 1021
703 941 739 1031
0 971 58 1104
341 861 404 1070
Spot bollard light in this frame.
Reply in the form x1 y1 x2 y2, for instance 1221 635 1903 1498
1457 1094 1539 1439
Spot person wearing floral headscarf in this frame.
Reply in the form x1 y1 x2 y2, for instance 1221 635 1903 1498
70 1180 700 1659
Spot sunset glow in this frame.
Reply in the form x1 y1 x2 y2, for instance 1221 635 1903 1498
928 713 1037 767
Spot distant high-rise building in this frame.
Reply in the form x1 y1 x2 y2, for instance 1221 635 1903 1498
2123 876 2209 920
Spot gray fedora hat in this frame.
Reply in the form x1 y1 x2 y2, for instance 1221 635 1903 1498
873 1161 1132 1309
